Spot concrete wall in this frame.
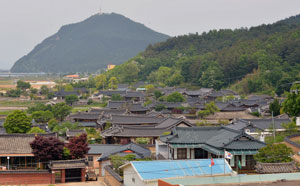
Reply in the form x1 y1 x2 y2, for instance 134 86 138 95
123 165 146 186
0 171 54 185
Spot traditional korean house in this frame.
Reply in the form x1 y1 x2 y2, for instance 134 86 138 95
101 117 193 144
128 103 149 115
97 143 151 176
158 127 266 170
0 133 57 170
227 118 292 141
124 91 145 102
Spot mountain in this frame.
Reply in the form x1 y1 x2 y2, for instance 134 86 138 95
11 13 169 73
107 14 300 95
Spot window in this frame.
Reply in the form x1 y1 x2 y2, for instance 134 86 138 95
177 148 187 159
88 156 93 162
132 177 135 183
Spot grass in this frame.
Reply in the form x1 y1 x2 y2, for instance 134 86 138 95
0 99 47 107
265 135 286 144
72 107 90 113
0 110 14 115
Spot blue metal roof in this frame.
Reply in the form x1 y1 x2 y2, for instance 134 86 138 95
130 159 232 180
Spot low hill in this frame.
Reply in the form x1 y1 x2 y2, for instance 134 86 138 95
11 13 169 73
107 14 300 95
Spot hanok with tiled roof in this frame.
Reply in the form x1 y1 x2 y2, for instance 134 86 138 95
0 133 57 170
66 129 86 140
128 103 149 115
101 126 169 144
101 117 192 144
106 100 130 109
109 115 165 127
96 90 127 97
158 127 266 170
68 112 101 122
227 118 291 141
124 91 145 102
96 143 151 176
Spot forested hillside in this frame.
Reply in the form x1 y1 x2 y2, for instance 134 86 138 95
107 14 300 95
11 13 169 73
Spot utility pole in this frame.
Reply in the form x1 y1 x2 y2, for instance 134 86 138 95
272 111 275 143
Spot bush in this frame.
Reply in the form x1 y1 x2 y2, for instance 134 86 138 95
254 144 293 163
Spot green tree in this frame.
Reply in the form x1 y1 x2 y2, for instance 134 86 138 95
108 77 118 90
166 71 184 86
155 104 166 111
269 99 281 116
4 110 31 133
198 110 211 119
136 138 150 144
27 127 46 134
40 85 49 95
32 110 54 123
64 84 74 92
52 103 72 121
95 74 107 90
17 80 31 90
27 103 52 114
282 93 300 117
48 118 59 131
53 122 79 136
6 89 21 97
65 94 79 105
157 66 172 83
282 121 298 135
254 144 293 163
111 94 123 101
205 101 219 114
30 88 38 94
166 92 185 102
154 90 163 100
145 84 155 94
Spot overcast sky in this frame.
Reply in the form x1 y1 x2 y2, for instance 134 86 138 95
0 0 299 70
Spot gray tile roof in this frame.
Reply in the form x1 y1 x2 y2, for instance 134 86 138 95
229 118 291 132
154 102 183 109
0 133 57 154
110 115 164 125
125 91 145 98
155 118 193 129
129 103 148 112
97 90 126 96
101 126 168 137
106 101 128 109
98 143 151 161
69 112 100 120
160 127 265 150
49 159 87 169
66 129 86 137
256 162 298 174
88 144 121 155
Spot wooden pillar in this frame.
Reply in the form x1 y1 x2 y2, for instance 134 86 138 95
187 148 190 159
81 168 86 182
191 148 195 159
61 169 66 183
174 148 177 160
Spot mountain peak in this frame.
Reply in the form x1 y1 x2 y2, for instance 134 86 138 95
11 13 169 73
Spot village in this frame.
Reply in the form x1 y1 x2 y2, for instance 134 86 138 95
1 72 300 186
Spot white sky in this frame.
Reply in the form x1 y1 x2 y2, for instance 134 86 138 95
0 0 299 70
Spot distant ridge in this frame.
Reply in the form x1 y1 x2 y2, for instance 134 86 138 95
11 13 169 73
